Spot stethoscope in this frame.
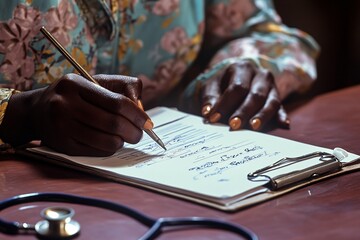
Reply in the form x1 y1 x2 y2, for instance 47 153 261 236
0 192 258 240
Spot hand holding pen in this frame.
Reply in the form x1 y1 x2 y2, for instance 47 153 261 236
34 26 165 156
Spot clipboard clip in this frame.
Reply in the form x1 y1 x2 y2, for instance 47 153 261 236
247 151 343 190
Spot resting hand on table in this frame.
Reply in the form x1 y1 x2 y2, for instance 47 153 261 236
0 74 151 156
200 61 289 131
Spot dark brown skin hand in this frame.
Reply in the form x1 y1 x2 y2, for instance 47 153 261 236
201 60 289 131
0 74 150 156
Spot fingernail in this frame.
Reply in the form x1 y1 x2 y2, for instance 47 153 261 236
202 104 212 116
284 119 291 129
137 100 144 110
209 112 221 123
229 117 242 130
278 117 291 129
143 119 154 130
250 118 262 130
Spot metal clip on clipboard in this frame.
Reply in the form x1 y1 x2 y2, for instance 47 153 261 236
247 152 343 190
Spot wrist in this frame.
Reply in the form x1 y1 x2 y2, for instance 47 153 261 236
0 88 44 147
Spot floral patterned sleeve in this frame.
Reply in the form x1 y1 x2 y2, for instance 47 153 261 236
0 0 320 142
0 0 95 152
182 0 320 105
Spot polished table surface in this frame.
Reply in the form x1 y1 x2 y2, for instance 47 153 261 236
1 86 360 240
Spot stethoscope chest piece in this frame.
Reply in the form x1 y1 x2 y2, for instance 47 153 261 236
35 206 80 239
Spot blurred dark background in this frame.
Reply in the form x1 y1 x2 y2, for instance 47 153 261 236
274 0 360 97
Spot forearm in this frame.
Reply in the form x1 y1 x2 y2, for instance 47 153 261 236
194 0 319 99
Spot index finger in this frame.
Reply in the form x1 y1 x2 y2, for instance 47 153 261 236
94 74 143 102
74 76 150 130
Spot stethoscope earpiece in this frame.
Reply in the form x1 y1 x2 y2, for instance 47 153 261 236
35 206 80 239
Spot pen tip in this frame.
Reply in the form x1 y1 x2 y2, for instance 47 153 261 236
160 142 167 151
160 143 167 151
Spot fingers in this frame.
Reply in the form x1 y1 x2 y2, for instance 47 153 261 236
62 117 141 156
62 74 150 130
277 105 291 129
201 62 255 120
41 110 126 157
201 62 285 131
93 74 143 101
228 70 274 130
247 88 281 131
201 75 222 116
71 98 144 144
41 74 148 156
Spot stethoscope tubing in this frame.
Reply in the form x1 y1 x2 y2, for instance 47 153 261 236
0 192 258 240
142 217 258 240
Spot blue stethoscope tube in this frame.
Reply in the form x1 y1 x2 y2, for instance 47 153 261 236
0 192 258 240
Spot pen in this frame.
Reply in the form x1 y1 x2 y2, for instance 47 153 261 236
40 26 166 151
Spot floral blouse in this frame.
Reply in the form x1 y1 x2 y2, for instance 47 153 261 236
0 0 319 135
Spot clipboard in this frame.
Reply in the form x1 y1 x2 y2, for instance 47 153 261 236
17 107 360 212
221 149 360 211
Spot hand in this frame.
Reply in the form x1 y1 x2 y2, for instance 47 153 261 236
1 74 151 156
201 61 289 131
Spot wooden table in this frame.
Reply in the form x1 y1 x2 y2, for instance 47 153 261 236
1 86 360 240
